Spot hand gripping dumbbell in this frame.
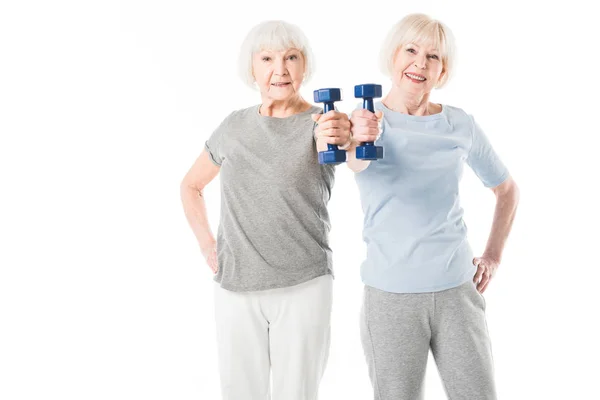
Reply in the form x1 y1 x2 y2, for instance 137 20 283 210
354 84 384 160
313 88 347 165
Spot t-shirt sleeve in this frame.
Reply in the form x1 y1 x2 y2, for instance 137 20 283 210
466 116 510 188
204 113 233 166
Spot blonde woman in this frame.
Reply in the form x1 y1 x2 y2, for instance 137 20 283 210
346 14 520 399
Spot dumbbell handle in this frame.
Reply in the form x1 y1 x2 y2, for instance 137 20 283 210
322 102 337 151
361 98 375 147
323 102 335 114
354 83 383 160
362 98 375 113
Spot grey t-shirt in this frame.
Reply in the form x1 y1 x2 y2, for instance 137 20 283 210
205 104 335 292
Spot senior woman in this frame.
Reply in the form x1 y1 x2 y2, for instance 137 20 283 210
180 21 351 400
344 14 520 399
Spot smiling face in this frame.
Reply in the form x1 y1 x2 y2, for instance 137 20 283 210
391 42 446 96
252 48 305 101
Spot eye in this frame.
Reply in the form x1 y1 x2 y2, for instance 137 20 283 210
262 56 271 62
406 48 416 54
287 54 298 60
428 54 439 60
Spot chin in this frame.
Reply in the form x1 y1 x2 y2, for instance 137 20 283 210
402 81 428 93
272 91 296 99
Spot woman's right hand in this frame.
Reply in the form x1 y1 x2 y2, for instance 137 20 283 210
201 243 218 274
350 109 383 143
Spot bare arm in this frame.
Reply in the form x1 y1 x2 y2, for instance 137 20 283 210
180 150 220 272
473 175 520 292
315 135 370 172
483 176 520 262
345 139 371 173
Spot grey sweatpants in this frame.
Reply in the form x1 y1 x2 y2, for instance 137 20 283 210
360 280 496 400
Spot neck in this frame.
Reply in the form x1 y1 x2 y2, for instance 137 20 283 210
383 86 432 116
259 95 310 118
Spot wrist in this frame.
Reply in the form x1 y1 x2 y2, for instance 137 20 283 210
482 252 502 264
339 134 354 151
200 239 216 256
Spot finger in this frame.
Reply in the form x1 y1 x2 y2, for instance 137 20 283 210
353 125 381 137
353 132 381 143
350 117 379 128
340 118 351 128
479 279 490 294
477 271 489 292
314 121 325 135
319 119 343 130
330 110 350 119
375 110 383 120
473 265 484 283
311 113 321 123
318 128 342 138
361 109 378 119
317 110 338 122
329 119 351 130
352 109 377 119
325 136 345 145
354 137 380 144
209 249 218 273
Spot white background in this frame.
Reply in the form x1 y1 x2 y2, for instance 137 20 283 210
1 0 599 399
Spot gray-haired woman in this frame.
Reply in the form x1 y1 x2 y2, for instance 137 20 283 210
345 14 520 399
180 20 351 400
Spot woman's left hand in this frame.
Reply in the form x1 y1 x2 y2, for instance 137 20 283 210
472 256 500 294
312 111 351 146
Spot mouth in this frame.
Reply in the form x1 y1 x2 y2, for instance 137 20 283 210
404 73 426 83
271 82 292 87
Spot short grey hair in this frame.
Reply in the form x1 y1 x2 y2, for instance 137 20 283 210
238 20 315 89
379 14 456 88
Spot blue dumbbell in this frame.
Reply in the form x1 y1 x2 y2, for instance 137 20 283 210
313 88 347 165
354 84 384 160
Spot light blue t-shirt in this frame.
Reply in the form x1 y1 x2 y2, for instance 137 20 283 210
355 102 509 293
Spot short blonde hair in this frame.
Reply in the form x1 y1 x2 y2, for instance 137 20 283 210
379 14 456 88
238 20 315 89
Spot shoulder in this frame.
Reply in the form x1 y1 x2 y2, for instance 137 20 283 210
443 104 471 120
227 105 258 123
442 104 476 131
214 105 259 133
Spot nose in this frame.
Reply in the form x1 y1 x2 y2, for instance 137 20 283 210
274 57 288 76
414 54 427 69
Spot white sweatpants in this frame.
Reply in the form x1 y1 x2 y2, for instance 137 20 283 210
214 275 333 400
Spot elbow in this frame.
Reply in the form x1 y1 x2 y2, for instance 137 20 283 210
180 178 203 199
493 176 520 203
507 178 520 204
513 182 520 204
507 183 520 221
179 177 189 194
